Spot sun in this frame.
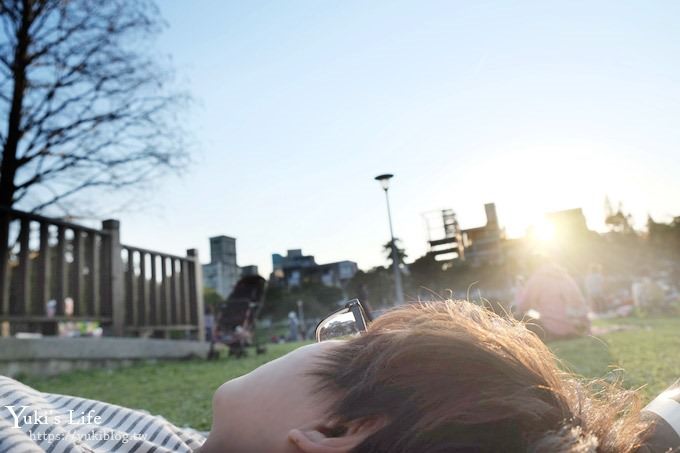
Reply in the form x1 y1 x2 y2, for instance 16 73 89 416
532 218 556 243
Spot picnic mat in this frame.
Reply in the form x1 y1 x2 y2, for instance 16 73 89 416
0 376 205 452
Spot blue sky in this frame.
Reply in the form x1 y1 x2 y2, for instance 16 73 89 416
120 0 680 275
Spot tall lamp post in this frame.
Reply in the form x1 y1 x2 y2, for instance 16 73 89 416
374 174 405 306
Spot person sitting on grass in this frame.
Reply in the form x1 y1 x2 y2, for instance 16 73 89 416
199 300 677 453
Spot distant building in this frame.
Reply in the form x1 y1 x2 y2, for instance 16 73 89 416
423 203 503 266
270 249 357 290
203 235 240 299
240 265 259 277
318 261 359 288
272 249 316 273
546 208 589 236
424 209 464 261
460 203 504 266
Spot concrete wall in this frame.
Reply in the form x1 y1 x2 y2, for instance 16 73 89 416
0 337 210 378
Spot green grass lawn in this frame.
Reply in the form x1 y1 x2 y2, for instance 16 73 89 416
23 343 304 431
23 317 680 431
551 316 680 399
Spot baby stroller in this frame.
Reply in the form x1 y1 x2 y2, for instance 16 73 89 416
211 275 267 359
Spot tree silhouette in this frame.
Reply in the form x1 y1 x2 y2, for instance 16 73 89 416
382 238 407 267
604 197 635 235
0 0 189 213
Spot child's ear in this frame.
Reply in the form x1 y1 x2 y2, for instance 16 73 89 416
288 417 387 453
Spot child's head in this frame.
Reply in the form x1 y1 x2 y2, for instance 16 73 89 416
201 300 650 453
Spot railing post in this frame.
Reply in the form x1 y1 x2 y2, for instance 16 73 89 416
187 249 205 342
103 219 125 336
0 209 10 337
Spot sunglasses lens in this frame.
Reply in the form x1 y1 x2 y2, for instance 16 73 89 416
316 309 362 342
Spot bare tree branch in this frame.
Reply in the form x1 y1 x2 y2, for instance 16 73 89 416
0 0 189 216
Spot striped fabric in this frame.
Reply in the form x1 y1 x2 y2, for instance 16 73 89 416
0 376 205 452
641 379 680 452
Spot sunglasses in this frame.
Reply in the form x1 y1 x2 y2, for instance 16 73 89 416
315 299 368 342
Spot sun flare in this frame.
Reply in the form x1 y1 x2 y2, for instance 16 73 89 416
532 218 556 243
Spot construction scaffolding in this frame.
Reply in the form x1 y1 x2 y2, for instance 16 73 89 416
422 209 464 261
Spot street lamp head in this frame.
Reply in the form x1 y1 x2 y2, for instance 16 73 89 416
374 173 394 191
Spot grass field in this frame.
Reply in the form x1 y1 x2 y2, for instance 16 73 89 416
23 316 680 431
550 316 680 398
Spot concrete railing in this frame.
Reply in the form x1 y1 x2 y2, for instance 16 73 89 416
0 337 210 377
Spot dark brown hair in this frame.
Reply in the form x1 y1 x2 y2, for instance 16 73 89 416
313 300 650 452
